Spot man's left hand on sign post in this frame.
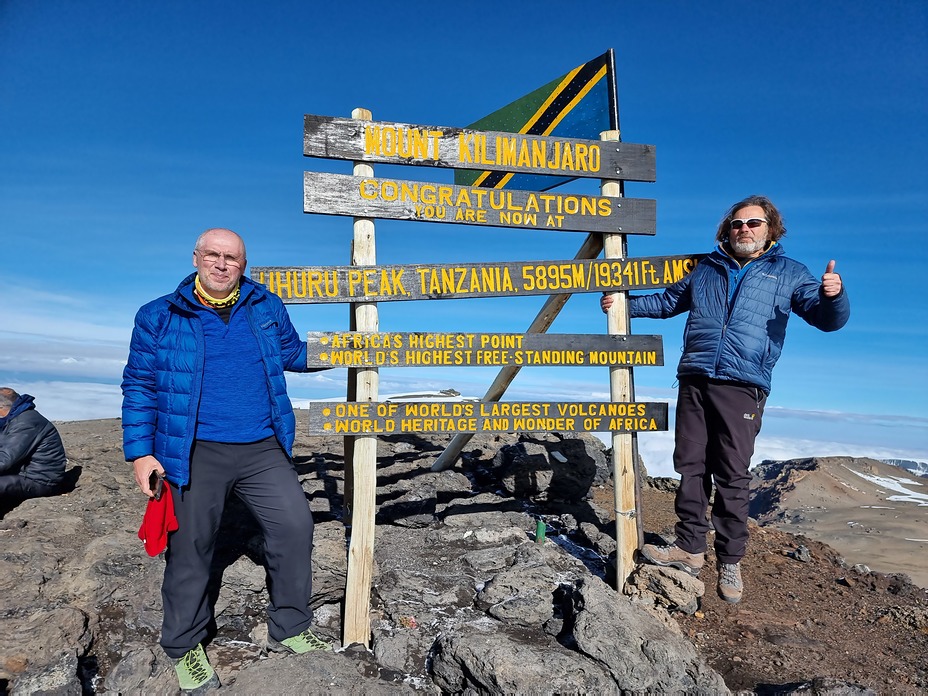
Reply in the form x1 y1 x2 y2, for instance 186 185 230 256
133 455 165 498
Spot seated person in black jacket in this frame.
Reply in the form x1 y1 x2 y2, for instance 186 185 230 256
0 387 67 504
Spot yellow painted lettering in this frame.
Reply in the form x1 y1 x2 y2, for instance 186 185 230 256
498 136 517 166
517 140 531 167
364 125 381 155
547 141 561 169
531 139 545 169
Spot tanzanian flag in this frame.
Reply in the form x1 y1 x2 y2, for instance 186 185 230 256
455 50 619 192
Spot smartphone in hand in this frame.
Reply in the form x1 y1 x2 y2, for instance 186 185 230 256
148 471 164 501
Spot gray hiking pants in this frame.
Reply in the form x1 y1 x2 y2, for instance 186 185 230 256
160 438 315 658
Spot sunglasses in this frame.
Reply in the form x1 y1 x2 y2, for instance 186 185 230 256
149 471 165 501
730 218 768 229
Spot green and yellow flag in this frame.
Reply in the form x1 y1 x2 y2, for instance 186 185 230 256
455 50 618 191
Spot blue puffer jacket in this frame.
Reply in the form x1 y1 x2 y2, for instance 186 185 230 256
121 274 308 486
630 244 850 393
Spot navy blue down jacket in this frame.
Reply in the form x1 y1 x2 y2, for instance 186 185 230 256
121 274 308 486
630 244 850 393
0 395 67 487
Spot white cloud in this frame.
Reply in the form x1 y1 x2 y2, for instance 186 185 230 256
2 287 134 345
0 334 128 380
10 381 124 422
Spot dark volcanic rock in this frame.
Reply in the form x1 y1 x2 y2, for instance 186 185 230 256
0 419 731 693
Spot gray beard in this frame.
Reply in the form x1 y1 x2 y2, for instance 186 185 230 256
730 238 766 256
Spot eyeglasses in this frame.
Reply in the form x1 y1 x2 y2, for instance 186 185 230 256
730 218 768 230
196 250 244 267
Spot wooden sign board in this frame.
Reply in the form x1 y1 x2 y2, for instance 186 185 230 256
251 254 702 304
304 114 656 183
305 331 663 368
306 401 669 435
303 171 656 234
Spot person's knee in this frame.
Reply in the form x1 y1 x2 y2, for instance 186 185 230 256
271 501 314 545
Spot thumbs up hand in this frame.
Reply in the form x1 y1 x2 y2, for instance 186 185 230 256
821 260 842 297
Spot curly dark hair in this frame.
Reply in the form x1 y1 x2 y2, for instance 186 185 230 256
714 195 786 243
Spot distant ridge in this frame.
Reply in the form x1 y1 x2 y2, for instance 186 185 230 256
750 456 928 587
882 458 928 478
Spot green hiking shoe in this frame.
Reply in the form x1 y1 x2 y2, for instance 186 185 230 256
173 643 220 693
276 627 333 654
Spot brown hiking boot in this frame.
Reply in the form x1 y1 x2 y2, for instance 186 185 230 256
717 562 743 603
639 543 705 576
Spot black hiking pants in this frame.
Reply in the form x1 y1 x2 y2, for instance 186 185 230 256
160 438 315 658
672 376 766 564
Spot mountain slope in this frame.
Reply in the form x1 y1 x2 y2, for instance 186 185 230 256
750 456 928 587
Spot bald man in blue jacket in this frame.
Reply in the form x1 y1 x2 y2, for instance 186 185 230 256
122 228 330 693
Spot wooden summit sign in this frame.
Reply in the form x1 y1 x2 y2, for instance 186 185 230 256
304 114 657 182
303 171 656 234
307 400 669 436
301 75 668 643
305 331 663 368
251 254 703 304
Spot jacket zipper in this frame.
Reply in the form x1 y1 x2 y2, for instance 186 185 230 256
245 303 287 456
713 253 768 373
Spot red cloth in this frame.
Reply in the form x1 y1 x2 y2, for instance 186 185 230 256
137 484 178 556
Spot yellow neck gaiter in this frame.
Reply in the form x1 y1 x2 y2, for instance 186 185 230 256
194 276 240 309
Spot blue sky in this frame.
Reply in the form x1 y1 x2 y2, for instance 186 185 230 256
1 0 926 474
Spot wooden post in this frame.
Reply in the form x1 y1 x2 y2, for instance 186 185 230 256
600 129 639 588
430 232 604 472
343 242 357 524
342 107 379 648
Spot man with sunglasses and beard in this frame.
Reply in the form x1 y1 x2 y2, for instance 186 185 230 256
122 228 330 693
601 195 849 604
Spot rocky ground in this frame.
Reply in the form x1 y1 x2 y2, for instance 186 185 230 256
627 484 928 693
1 417 926 694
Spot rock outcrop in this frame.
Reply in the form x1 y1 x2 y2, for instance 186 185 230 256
0 418 728 694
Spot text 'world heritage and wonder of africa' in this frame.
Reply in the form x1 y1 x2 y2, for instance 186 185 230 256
306 401 669 435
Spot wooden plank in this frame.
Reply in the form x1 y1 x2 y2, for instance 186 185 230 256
307 401 668 435
303 171 656 234
342 107 379 650
250 254 702 304
304 114 656 182
600 128 639 588
305 331 663 368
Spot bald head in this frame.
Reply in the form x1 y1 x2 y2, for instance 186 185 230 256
0 387 18 417
194 228 246 256
192 228 247 299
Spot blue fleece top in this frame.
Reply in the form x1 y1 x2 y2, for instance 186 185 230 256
722 243 778 303
195 295 274 443
121 273 311 486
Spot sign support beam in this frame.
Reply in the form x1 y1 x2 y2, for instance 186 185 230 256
343 107 379 649
601 129 641 589
430 231 604 472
